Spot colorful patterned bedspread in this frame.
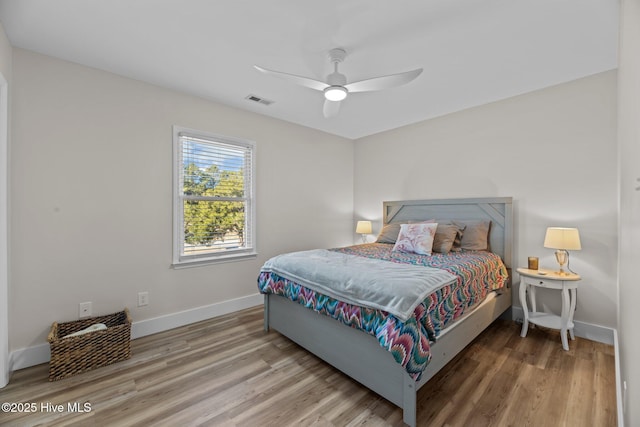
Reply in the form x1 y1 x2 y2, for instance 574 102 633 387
257 243 509 380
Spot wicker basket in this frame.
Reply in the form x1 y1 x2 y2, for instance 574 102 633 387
47 308 132 381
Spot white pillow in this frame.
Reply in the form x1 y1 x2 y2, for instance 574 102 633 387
392 223 438 255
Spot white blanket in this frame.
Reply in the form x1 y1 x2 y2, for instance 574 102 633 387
261 249 457 322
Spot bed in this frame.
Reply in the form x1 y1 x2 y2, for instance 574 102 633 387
259 197 513 426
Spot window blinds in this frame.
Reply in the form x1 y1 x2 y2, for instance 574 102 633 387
178 133 254 259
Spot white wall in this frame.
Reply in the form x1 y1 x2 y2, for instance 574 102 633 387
0 20 12 387
618 0 640 424
6 42 622 384
0 22 11 82
354 71 618 329
9 48 354 352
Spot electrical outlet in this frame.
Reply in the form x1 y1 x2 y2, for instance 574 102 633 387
79 302 92 319
138 291 149 307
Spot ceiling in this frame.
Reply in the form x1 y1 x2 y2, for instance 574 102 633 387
0 0 619 140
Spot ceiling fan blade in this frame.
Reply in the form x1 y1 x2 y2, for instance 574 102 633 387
344 68 423 93
254 65 329 92
323 99 341 118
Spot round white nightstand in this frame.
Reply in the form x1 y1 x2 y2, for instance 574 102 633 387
517 267 581 351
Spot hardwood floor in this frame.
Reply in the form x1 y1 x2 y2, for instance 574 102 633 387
0 305 616 427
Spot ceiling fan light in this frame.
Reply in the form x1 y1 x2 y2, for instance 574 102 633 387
324 86 348 101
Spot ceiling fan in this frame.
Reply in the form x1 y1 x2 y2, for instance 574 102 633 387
254 48 423 118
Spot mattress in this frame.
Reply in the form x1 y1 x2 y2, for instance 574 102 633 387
258 243 509 379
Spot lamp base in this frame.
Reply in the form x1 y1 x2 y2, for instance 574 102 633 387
555 250 570 275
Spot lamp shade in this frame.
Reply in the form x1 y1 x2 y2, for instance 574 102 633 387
356 220 372 234
543 227 581 250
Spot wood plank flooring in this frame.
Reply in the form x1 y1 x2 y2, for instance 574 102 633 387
0 306 616 426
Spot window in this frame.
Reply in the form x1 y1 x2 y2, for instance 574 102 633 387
173 126 256 266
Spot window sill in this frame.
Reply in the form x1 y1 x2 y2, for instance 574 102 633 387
172 252 258 269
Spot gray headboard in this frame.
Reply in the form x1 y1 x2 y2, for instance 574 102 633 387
383 197 513 268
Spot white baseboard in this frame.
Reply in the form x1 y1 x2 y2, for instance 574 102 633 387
511 306 615 345
9 293 264 371
130 293 263 339
9 343 50 372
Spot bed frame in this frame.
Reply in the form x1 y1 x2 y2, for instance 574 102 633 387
263 197 513 426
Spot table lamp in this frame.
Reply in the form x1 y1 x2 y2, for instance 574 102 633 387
356 221 372 244
543 227 581 275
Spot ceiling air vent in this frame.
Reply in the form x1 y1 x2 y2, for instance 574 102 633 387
245 94 274 106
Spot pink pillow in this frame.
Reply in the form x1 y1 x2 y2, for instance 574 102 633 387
392 223 438 255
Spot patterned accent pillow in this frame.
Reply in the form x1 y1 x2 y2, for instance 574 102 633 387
392 223 438 255
408 220 462 254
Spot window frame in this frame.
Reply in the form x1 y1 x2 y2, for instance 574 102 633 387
172 125 256 268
